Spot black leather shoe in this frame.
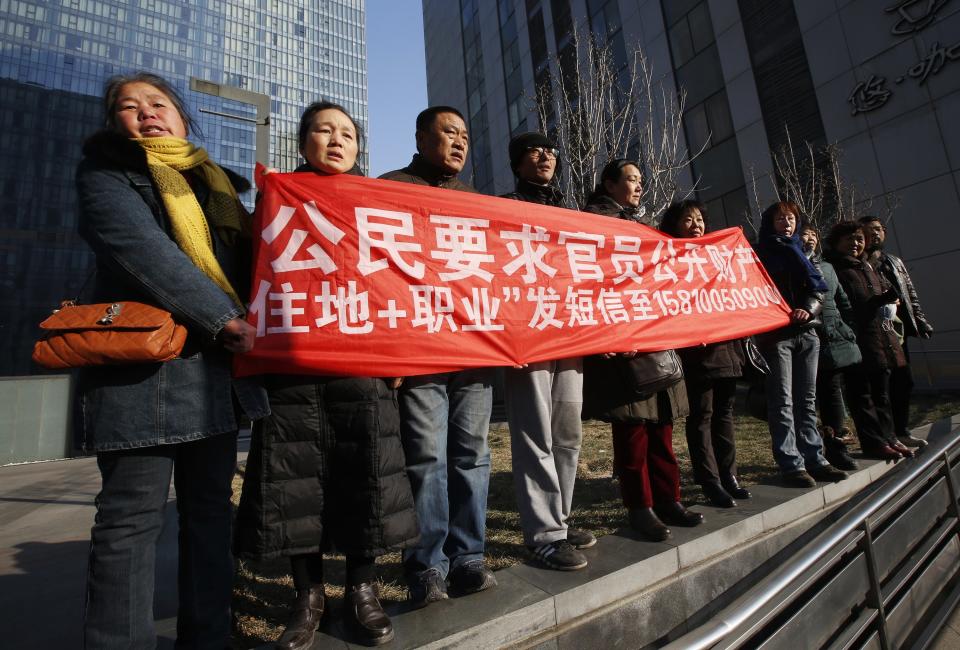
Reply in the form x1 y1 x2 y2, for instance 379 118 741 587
654 502 704 527
702 482 736 508
628 508 670 541
720 474 752 500
448 559 497 596
824 437 859 471
344 583 394 647
275 585 325 650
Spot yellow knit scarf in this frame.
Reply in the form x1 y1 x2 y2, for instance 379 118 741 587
134 136 248 307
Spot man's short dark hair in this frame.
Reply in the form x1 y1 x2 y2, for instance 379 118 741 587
415 106 466 133
858 215 884 228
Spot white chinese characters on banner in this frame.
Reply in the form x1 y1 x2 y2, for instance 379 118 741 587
246 202 779 337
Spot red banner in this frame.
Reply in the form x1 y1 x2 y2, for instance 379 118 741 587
234 172 790 377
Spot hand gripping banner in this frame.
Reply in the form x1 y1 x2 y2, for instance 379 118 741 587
234 172 791 377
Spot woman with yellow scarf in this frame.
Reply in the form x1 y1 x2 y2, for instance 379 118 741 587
76 72 268 648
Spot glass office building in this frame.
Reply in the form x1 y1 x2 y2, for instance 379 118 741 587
422 0 960 388
0 0 367 376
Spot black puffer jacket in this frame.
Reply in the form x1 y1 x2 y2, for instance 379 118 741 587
235 376 419 559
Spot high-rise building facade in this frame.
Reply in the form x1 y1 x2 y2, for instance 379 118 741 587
0 0 367 376
421 0 960 388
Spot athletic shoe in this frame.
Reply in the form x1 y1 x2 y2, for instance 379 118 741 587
447 560 497 596
566 528 597 549
528 539 588 571
407 568 448 609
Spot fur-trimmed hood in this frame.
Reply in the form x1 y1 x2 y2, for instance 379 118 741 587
81 130 252 193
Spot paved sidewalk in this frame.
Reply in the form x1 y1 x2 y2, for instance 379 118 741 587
2 423 957 648
0 436 249 649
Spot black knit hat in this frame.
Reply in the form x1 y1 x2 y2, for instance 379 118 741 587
508 132 558 175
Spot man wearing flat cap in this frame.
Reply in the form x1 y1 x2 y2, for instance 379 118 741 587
500 132 596 572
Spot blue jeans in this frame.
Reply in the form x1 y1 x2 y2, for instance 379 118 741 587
399 368 493 579
761 330 827 473
84 432 237 650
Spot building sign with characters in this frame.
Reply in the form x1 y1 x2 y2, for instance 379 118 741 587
848 0 957 115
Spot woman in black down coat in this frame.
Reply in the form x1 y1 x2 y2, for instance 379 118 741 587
660 200 751 508
235 102 418 649
824 221 912 462
582 160 703 542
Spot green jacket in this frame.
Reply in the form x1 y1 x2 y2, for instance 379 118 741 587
816 258 862 370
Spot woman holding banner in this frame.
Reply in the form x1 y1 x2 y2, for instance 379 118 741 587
235 101 418 648
76 72 268 649
660 200 751 508
754 202 849 487
582 159 703 542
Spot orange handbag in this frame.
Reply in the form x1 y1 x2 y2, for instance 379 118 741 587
33 301 188 369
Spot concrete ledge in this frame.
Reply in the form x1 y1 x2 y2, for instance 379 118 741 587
296 418 956 649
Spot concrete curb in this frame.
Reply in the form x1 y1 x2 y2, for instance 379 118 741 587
298 417 960 649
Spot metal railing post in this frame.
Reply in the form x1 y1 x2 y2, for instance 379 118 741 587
861 518 891 650
941 450 960 536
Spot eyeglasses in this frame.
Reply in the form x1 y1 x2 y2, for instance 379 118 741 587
526 146 559 159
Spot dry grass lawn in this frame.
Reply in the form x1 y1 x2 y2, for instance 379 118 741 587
231 390 959 647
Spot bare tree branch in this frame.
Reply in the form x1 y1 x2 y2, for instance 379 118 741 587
528 24 700 223
763 125 901 236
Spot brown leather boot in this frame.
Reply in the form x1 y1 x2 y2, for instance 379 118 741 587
344 582 394 647
274 585 325 650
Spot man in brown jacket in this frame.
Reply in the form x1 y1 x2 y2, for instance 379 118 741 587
378 106 496 608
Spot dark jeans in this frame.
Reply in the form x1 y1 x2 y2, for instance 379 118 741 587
684 376 738 485
816 366 847 433
760 330 827 473
611 421 680 509
890 340 914 436
84 432 238 650
842 366 896 449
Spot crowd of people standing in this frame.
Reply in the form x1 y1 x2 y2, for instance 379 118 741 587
73 73 933 649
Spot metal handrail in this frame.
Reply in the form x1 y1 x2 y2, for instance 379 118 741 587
663 421 960 650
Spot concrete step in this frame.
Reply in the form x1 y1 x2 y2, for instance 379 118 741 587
281 416 959 649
